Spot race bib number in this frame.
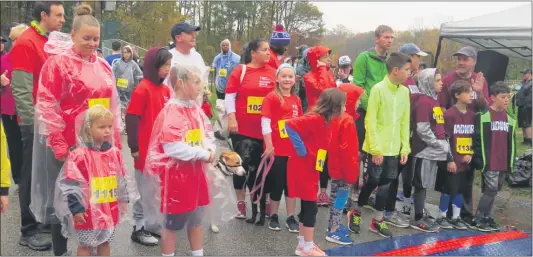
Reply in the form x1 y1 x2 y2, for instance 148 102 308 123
433 107 444 124
247 96 264 114
185 129 203 147
456 137 473 155
116 78 129 88
218 68 228 78
316 149 327 172
88 98 110 109
91 176 118 204
278 119 288 138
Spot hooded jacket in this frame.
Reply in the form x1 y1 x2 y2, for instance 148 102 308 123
353 47 388 111
328 84 363 184
112 45 143 96
212 40 241 93
303 46 336 112
410 68 449 160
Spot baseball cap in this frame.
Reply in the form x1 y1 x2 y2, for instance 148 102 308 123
453 46 477 59
520 68 532 74
97 48 102 53
338 56 352 66
0 37 6 43
399 43 428 56
170 22 201 40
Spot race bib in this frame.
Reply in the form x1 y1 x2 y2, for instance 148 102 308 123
88 98 110 109
185 129 203 147
433 107 444 124
218 68 228 78
278 119 288 138
316 149 327 172
116 78 129 88
90 176 118 204
247 96 264 114
456 137 473 155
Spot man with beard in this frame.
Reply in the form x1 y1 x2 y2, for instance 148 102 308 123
212 39 241 100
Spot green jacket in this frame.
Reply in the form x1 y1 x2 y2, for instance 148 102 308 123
352 48 388 110
472 110 517 172
363 75 411 156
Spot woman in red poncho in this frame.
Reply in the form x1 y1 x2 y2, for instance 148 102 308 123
285 88 346 256
324 83 364 245
303 45 336 207
32 5 122 253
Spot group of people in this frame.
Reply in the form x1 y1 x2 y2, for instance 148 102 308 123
0 2 527 257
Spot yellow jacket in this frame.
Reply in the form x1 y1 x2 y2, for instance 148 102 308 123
1 122 11 195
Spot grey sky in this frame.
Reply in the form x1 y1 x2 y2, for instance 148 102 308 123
314 2 529 33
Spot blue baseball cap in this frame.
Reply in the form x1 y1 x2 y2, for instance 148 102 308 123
399 43 428 57
521 68 531 74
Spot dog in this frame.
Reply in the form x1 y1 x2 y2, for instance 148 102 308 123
208 151 246 233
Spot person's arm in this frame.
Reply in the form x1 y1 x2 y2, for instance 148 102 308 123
133 63 143 88
400 91 411 155
438 75 451 110
286 125 306 157
443 112 455 164
162 142 211 161
352 54 368 92
340 118 359 184
471 113 483 170
0 123 11 197
11 43 36 126
125 87 146 153
307 66 335 94
473 79 490 112
365 87 381 155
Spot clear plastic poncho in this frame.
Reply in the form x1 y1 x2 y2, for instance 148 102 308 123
143 63 237 230
30 33 123 225
54 107 138 247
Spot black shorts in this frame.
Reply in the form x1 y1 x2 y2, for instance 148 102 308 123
265 156 289 201
435 162 470 196
518 106 532 128
366 154 399 183
298 200 318 227
230 134 264 191
481 171 506 192
411 157 438 189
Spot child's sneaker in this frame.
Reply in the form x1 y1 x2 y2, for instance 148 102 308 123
131 226 158 246
268 214 281 231
236 201 246 219
401 205 411 216
486 217 500 232
449 217 468 230
285 215 299 233
410 217 439 233
423 208 435 221
370 218 392 238
384 211 410 228
337 224 352 237
326 229 353 245
295 244 327 256
435 217 454 229
347 210 362 233
363 197 376 211
473 217 492 232
317 192 330 206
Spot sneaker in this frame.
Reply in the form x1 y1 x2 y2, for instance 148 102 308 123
462 216 476 229
268 214 281 231
295 244 327 256
486 217 500 232
410 217 439 233
370 218 392 238
449 218 468 230
401 205 411 216
347 210 362 233
18 234 52 251
435 217 453 229
285 215 299 233
39 224 51 234
326 229 353 245
131 226 159 246
337 224 352 237
473 217 492 232
317 192 330 207
363 197 376 211
423 208 435 220
396 192 405 201
265 199 271 218
236 201 246 219
384 211 410 228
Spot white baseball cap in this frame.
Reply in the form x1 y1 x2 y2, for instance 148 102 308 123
339 55 352 66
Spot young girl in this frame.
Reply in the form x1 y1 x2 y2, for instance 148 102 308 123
261 63 303 232
286 88 346 256
325 83 363 245
54 105 135 256
144 64 216 256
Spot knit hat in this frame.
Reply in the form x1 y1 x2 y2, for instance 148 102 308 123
270 24 291 46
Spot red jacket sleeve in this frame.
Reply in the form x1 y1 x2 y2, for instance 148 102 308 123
339 117 359 184
304 66 335 95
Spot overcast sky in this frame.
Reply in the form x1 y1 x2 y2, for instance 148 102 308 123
313 2 529 33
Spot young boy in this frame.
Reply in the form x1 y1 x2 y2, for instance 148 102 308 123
435 80 475 230
348 52 411 237
471 81 516 232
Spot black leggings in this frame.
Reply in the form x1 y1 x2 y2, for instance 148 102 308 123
51 223 68 256
298 200 318 227
266 156 289 201
1 114 23 184
320 157 330 189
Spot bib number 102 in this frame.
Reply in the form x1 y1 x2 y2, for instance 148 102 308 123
247 96 264 114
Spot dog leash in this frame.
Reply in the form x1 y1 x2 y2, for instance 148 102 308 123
213 113 235 152
248 155 275 204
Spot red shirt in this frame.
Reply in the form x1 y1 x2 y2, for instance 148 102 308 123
64 146 125 230
266 49 281 70
126 79 170 171
411 95 446 156
488 108 509 172
10 26 49 104
286 113 332 201
444 106 476 172
261 92 303 156
327 113 359 184
150 103 210 214
439 71 491 112
225 64 276 139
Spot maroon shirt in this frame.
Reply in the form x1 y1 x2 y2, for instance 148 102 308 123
488 108 509 172
403 75 422 108
439 71 491 112
411 95 446 156
444 106 476 172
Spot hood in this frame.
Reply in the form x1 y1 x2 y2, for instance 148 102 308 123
143 47 165 85
338 83 364 118
307 46 331 72
417 68 439 100
122 45 133 62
